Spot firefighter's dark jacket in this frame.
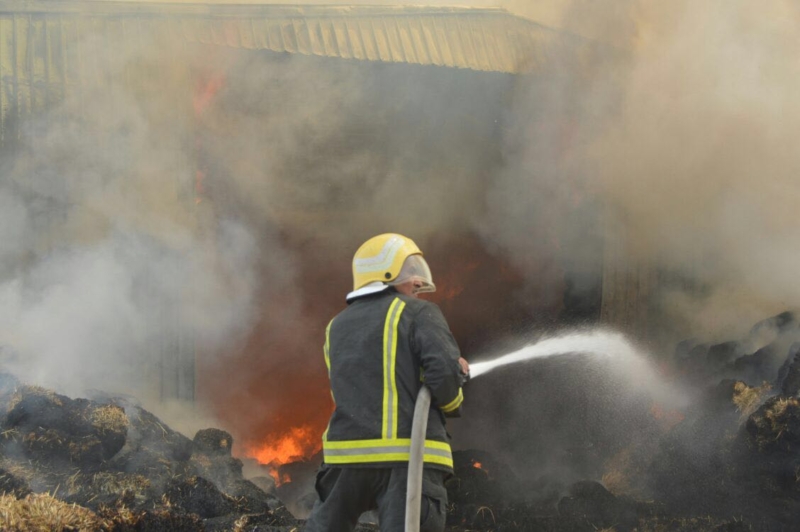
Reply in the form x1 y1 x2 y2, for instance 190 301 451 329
321 288 464 473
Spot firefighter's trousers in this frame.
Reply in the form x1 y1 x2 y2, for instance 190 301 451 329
303 466 448 532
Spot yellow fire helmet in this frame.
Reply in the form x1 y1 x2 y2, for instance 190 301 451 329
352 233 436 293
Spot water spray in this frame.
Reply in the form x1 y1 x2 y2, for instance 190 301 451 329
405 329 665 532
469 330 640 379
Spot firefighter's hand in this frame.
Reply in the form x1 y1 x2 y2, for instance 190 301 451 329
458 357 470 376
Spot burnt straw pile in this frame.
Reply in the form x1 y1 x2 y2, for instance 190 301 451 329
435 311 800 531
2 311 800 531
0 374 297 531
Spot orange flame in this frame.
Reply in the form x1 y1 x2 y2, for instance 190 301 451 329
470 458 490 477
193 72 226 115
248 425 320 466
245 424 321 485
431 260 479 302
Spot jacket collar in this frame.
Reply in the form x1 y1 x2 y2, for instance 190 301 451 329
346 282 390 303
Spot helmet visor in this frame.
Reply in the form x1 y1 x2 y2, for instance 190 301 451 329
390 254 436 294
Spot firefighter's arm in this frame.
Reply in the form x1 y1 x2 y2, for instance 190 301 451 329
412 303 465 417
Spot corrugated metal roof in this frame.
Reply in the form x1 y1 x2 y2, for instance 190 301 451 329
0 2 577 144
0 2 565 73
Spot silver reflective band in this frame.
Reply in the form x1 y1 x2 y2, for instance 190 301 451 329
354 236 405 273
324 445 452 459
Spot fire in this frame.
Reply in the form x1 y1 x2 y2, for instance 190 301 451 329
470 458 490 477
245 424 321 485
248 424 321 466
193 72 226 115
192 70 225 205
431 260 480 302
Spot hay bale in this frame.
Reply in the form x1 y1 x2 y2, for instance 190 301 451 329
95 502 141 529
746 396 800 453
0 466 31 498
707 342 743 370
117 406 192 463
5 387 69 433
134 506 205 531
227 478 294 524
164 476 235 519
188 450 243 493
91 404 128 458
778 344 800 396
0 458 56 495
107 405 193 488
732 342 791 385
0 493 111 531
193 429 233 456
63 471 152 510
731 381 771 421
3 388 127 467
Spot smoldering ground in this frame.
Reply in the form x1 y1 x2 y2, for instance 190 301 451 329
1 0 799 513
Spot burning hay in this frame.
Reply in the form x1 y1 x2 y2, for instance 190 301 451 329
2 309 800 531
0 374 297 531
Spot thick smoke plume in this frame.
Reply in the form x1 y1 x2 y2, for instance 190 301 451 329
485 0 800 342
1 0 798 487
454 0 800 489
588 0 800 340
0 33 263 415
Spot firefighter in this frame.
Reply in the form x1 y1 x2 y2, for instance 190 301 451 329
304 233 469 532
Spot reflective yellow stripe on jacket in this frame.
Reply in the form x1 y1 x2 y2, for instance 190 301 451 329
322 319 334 443
324 319 333 376
323 438 453 468
323 297 453 468
440 388 463 413
382 298 405 439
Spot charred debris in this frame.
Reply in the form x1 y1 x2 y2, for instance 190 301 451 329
0 375 297 531
441 311 800 532
1 312 800 531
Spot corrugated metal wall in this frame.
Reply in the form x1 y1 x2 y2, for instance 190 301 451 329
0 3 571 148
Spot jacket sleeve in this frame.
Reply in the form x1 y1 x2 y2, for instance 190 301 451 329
412 302 464 417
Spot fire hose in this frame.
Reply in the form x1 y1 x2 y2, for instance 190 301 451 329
404 385 431 532
405 372 469 532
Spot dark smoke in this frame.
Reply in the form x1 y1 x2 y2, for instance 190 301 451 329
2 1 798 498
